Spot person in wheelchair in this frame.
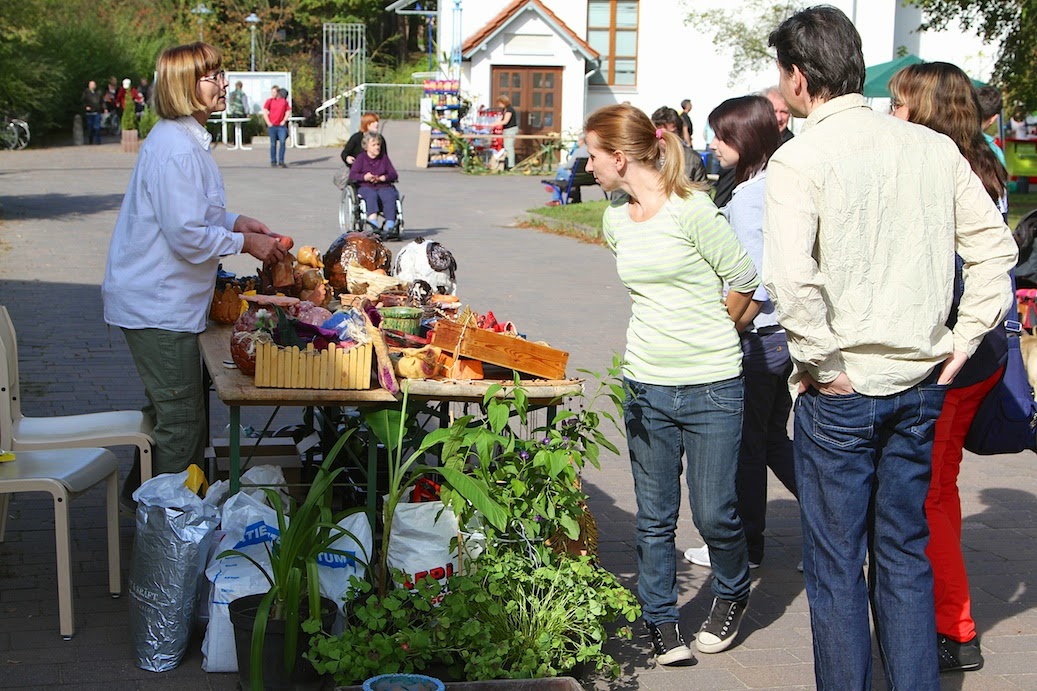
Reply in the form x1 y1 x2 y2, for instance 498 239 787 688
348 132 401 237
341 112 387 167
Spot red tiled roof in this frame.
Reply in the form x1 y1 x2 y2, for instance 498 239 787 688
461 0 599 60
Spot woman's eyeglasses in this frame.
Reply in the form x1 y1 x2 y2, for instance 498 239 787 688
200 70 227 84
889 99 903 113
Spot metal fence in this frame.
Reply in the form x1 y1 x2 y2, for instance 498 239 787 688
351 83 425 120
322 23 366 122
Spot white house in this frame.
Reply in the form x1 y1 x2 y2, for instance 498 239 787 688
394 0 994 149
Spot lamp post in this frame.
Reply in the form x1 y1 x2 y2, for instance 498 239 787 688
245 12 260 71
191 3 212 42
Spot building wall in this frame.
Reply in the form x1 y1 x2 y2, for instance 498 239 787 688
439 0 994 147
461 11 588 137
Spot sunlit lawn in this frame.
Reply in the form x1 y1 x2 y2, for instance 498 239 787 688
1009 191 1037 230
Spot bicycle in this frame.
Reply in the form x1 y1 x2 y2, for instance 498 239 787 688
0 116 30 150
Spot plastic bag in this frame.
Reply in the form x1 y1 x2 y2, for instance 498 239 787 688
333 166 350 190
386 499 461 596
201 492 373 672
240 464 291 508
129 467 219 672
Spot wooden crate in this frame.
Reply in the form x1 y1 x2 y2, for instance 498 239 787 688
430 320 568 380
254 341 373 390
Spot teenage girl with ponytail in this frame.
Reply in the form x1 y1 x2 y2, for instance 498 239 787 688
584 103 759 666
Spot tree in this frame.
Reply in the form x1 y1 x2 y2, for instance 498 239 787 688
914 0 1037 110
685 0 803 87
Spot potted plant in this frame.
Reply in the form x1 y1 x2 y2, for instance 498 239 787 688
120 91 139 152
219 431 366 691
307 360 641 685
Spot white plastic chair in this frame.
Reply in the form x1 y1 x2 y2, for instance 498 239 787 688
0 447 122 639
0 305 154 479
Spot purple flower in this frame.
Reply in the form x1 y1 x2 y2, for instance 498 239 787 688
519 451 529 461
541 437 551 445
534 515 545 522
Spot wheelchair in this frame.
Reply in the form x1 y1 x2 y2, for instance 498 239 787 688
338 183 405 240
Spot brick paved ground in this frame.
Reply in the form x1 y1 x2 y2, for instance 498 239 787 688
1 123 1036 690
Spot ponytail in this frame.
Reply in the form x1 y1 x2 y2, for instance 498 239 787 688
657 130 693 198
585 103 709 200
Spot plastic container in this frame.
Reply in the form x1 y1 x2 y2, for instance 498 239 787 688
378 306 423 335
362 673 445 691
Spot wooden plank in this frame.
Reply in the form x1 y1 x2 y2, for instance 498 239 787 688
430 320 568 380
416 127 431 168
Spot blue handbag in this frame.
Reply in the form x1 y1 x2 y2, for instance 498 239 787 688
964 315 1037 455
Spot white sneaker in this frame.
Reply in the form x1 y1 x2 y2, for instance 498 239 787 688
797 560 804 572
683 545 760 569
684 545 711 568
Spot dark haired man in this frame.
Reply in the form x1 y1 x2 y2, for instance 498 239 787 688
651 106 707 183
679 98 693 146
762 6 1016 690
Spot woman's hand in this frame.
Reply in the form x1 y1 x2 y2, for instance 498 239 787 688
346 155 355 165
241 232 286 263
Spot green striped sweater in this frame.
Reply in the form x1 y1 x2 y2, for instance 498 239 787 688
603 191 759 385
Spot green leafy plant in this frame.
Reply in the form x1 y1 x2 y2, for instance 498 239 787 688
308 546 641 686
138 106 159 138
434 359 626 557
307 360 634 685
216 431 367 691
362 382 508 599
120 91 136 132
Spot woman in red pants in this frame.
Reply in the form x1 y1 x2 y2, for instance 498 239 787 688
889 62 1011 674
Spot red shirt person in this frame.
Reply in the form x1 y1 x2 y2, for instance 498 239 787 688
262 86 291 167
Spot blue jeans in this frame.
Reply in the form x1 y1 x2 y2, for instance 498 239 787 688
85 112 101 144
269 125 287 164
624 377 750 625
795 376 945 691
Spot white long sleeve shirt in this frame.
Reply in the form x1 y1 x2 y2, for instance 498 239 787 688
763 94 1017 396
103 117 244 333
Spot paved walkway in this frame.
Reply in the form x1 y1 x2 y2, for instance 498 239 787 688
1 125 1035 690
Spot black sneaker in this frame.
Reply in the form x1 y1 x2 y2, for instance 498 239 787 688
938 634 983 673
696 596 748 653
646 622 695 666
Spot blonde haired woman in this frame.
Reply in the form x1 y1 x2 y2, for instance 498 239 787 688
103 42 287 505
585 103 758 665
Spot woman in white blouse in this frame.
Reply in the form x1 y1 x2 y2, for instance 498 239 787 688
102 42 287 504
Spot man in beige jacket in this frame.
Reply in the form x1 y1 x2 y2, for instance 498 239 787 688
763 6 1017 691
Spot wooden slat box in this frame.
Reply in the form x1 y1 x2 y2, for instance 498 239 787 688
254 341 373 390
430 320 568 380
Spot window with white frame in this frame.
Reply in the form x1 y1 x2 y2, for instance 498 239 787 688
588 0 638 86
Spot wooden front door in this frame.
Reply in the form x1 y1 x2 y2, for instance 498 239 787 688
492 66 563 163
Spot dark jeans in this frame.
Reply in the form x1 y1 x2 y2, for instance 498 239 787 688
269 125 287 164
85 112 101 144
737 359 797 563
121 328 207 500
624 376 751 625
358 185 399 222
795 375 945 691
